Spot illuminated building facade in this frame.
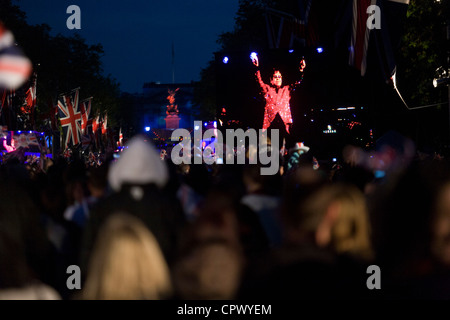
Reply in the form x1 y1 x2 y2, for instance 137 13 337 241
124 81 197 133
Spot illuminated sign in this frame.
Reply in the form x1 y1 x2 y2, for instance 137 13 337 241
323 125 336 134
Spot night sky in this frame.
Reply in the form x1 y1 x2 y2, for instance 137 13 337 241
15 0 240 93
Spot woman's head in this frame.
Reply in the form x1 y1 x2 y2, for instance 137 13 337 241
288 182 374 260
81 212 172 300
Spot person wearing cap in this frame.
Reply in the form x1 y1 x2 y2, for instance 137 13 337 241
286 142 310 172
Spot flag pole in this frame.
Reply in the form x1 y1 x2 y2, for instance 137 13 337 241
172 41 175 84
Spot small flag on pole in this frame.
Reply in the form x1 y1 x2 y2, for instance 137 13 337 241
21 72 37 114
80 97 93 135
101 113 108 136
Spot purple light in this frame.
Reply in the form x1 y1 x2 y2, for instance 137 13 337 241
223 56 229 64
289 49 294 53
316 47 324 53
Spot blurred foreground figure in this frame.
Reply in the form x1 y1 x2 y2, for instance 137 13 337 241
79 213 172 300
0 180 60 300
239 165 376 299
369 159 450 298
0 22 32 90
172 173 246 300
172 238 244 300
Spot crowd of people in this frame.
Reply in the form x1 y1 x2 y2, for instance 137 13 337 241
1 131 450 300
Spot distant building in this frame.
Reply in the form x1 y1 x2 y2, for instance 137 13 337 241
129 81 197 133
119 81 198 148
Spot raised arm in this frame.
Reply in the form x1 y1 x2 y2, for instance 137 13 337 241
251 52 259 68
251 53 268 92
290 57 306 89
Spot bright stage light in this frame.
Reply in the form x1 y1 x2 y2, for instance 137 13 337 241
194 125 200 130
213 121 217 128
289 49 294 53
223 56 229 64
250 52 258 60
316 47 323 53
145 126 150 132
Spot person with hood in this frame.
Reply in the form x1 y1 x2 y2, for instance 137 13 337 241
79 135 185 282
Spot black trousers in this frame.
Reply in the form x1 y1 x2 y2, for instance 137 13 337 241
266 113 297 151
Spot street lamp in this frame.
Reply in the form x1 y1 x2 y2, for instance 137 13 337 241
433 66 450 87
433 66 450 142
433 76 450 88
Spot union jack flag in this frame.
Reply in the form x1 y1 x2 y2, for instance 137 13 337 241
22 73 37 114
348 0 375 76
118 127 123 147
13 131 40 150
92 113 102 148
92 113 101 135
101 113 108 135
81 133 92 150
57 88 81 148
63 147 72 159
80 97 92 135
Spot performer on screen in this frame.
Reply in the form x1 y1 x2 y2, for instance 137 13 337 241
251 53 306 135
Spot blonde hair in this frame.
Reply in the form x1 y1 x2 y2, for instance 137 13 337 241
329 185 374 260
80 213 172 300
299 183 374 260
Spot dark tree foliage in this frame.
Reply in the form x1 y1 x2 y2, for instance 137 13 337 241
395 0 450 151
398 0 449 107
0 0 121 130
